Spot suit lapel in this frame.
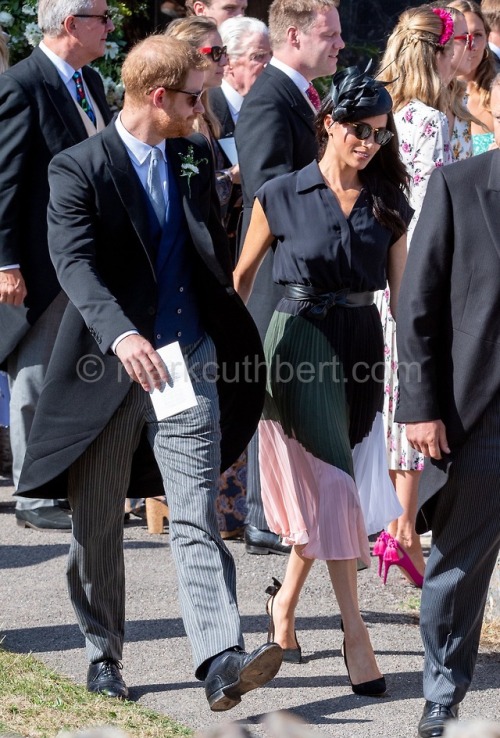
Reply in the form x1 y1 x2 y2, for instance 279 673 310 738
33 47 89 144
82 68 112 124
102 125 158 274
477 151 500 262
166 139 230 285
264 65 315 131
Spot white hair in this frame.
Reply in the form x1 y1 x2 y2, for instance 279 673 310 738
38 0 96 36
218 16 269 59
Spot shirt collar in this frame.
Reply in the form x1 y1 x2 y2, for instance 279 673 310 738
295 160 325 193
221 79 244 113
39 40 78 83
115 113 167 166
269 56 310 94
489 40 500 58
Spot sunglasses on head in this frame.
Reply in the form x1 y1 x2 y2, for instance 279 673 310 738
198 45 227 62
454 33 475 51
344 121 394 146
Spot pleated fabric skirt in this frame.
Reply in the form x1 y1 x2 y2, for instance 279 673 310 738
259 300 398 564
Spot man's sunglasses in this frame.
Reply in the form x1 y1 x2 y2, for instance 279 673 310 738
164 88 204 107
71 10 114 24
344 121 394 146
198 45 227 62
454 33 475 51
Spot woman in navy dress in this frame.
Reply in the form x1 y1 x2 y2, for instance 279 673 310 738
234 67 411 694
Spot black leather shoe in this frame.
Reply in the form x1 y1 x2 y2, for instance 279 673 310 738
418 700 459 737
244 525 291 555
15 506 72 531
205 643 283 711
87 659 129 699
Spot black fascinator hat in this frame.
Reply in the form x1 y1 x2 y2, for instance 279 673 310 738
329 65 393 122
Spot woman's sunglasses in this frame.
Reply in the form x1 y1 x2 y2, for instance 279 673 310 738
454 33 475 51
344 121 394 146
198 45 227 62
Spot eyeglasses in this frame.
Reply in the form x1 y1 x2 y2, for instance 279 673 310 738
454 33 475 50
72 10 114 24
344 121 394 146
164 88 204 107
198 45 227 62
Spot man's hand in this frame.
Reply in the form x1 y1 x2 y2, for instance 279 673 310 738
405 420 450 460
0 268 27 306
115 334 170 392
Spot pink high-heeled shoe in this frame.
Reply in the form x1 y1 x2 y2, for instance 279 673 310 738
382 537 424 588
372 531 392 577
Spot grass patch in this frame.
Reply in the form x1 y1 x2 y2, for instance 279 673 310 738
0 648 192 738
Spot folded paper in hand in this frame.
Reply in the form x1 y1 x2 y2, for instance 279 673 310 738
149 341 197 420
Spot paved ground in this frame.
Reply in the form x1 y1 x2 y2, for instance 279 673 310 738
1 474 499 737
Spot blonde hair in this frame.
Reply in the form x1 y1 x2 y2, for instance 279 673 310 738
447 0 496 111
0 26 9 74
378 5 453 112
121 35 206 104
268 0 340 49
165 16 222 138
482 0 500 31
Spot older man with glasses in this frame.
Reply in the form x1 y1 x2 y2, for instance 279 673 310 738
0 0 113 530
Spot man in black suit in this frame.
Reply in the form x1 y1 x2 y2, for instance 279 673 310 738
0 0 113 529
17 34 281 709
209 16 272 262
234 0 344 555
395 74 500 738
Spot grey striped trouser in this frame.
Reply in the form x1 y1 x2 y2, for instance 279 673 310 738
67 334 243 676
420 393 500 705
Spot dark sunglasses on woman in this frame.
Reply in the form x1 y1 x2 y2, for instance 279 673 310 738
198 45 227 62
344 121 394 146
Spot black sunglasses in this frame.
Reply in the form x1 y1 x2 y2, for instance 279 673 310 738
164 88 204 107
344 121 394 146
72 10 114 24
198 45 227 62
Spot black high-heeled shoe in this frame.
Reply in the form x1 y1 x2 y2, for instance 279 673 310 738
265 577 302 664
341 640 386 697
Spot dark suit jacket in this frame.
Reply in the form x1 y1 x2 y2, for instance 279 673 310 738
234 64 318 337
17 127 265 499
0 46 112 362
395 151 500 532
209 86 236 138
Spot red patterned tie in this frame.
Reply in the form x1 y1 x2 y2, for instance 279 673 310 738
306 83 321 111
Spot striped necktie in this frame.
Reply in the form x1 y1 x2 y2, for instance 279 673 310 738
73 70 97 126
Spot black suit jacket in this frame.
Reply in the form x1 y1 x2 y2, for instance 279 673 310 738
0 46 112 362
234 64 318 337
209 86 236 138
395 151 500 531
17 127 265 499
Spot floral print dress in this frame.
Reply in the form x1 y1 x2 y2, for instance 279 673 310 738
375 100 452 471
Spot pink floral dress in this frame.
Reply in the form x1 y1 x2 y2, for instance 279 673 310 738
375 100 452 471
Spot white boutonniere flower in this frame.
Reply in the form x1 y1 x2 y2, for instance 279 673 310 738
178 145 208 196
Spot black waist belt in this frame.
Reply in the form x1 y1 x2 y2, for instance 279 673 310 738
283 284 374 319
